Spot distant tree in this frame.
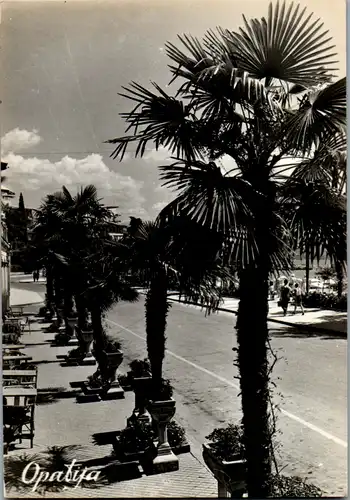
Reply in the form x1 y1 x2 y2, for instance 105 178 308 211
18 193 28 244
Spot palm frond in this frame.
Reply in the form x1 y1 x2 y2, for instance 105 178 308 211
106 82 201 161
284 77 346 154
281 178 346 264
224 1 338 86
157 160 253 234
166 33 274 114
291 132 347 189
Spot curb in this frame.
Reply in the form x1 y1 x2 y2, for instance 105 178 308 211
167 296 347 338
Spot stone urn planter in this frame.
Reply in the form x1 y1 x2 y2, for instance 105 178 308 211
66 316 78 340
148 398 179 473
86 348 124 399
66 329 94 364
127 376 152 426
202 443 246 498
80 329 94 356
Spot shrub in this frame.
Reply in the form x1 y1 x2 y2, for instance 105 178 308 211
104 338 122 353
115 421 154 457
152 378 173 401
118 373 131 388
128 358 151 378
168 421 186 448
304 292 347 311
206 423 244 461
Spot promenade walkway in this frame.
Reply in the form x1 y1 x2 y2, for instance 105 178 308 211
4 318 217 498
166 294 347 336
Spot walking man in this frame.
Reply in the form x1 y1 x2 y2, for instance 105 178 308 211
279 279 291 316
293 283 304 315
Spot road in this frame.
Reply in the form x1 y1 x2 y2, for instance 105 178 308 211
107 296 347 496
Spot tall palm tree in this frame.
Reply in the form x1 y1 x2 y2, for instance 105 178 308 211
123 216 233 398
106 2 346 496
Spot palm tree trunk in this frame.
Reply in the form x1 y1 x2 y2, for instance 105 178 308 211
235 180 275 497
237 264 271 497
45 267 55 317
53 275 64 327
145 268 170 398
305 245 310 295
335 260 344 298
75 293 89 331
90 305 107 351
63 278 74 336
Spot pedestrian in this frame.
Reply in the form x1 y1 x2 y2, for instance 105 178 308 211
36 270 40 281
269 280 275 300
33 271 36 282
293 283 304 315
279 279 291 316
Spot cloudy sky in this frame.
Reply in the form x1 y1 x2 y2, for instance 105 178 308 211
1 0 346 222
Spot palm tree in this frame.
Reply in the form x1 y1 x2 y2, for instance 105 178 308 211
286 133 347 294
123 216 233 398
106 2 346 496
32 185 117 331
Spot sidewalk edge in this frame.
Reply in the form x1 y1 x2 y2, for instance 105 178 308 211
166 296 347 338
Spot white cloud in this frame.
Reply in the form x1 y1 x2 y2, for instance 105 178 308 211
151 183 177 216
1 128 41 155
143 147 173 163
1 129 148 220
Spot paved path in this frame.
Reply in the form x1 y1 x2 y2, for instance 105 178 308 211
7 278 347 496
5 320 217 498
106 298 347 497
10 274 46 307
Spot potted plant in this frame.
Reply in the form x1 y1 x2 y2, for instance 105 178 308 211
202 423 246 498
147 379 179 473
117 373 133 391
117 359 150 391
113 421 155 463
167 421 190 455
85 338 124 397
67 322 94 363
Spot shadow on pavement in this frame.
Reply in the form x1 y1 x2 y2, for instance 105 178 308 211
269 326 346 340
36 387 82 405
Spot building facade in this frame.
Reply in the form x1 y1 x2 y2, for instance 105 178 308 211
1 161 15 315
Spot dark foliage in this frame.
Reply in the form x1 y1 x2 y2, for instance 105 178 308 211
206 423 244 461
167 421 187 448
304 292 347 311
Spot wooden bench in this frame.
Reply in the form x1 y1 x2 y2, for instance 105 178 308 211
3 369 38 387
4 315 34 334
3 355 33 368
2 344 25 350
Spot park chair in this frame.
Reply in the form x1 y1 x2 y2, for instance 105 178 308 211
3 391 36 448
5 311 34 334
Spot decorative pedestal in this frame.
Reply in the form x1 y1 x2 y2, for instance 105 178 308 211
79 330 95 363
202 443 246 498
66 316 77 338
148 398 179 473
80 350 124 398
127 376 152 426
